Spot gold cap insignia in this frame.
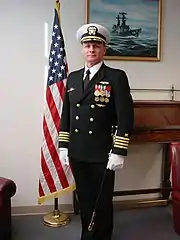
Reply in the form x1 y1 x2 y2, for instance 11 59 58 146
87 26 98 35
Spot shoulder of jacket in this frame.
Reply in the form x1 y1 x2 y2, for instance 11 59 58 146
68 68 83 76
105 65 126 75
104 65 129 87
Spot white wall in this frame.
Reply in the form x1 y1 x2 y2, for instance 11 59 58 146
0 0 180 207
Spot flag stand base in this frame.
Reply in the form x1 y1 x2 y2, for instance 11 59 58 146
43 197 70 227
43 209 70 227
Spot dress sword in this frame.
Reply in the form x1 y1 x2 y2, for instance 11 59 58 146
88 126 118 231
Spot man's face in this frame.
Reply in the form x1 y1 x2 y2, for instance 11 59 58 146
81 41 106 66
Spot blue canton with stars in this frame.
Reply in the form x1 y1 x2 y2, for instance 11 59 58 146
47 9 67 87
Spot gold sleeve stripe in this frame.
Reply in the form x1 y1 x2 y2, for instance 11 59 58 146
114 142 128 147
59 135 69 138
58 136 70 140
115 139 129 144
59 138 69 142
114 145 128 149
59 139 69 142
59 131 70 136
115 136 130 141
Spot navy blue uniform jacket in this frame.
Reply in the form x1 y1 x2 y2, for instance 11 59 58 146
58 63 134 162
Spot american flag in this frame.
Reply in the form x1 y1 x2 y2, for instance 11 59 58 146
38 0 75 204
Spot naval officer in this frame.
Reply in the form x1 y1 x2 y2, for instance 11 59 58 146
59 23 134 240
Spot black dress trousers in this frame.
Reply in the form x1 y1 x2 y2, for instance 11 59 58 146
70 158 115 240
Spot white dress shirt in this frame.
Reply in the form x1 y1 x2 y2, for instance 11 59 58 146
83 61 103 80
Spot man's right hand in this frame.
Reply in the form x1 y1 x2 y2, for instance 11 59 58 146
59 148 69 166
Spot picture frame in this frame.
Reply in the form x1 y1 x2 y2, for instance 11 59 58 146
85 0 162 61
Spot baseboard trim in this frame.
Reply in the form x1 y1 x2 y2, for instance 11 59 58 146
114 198 171 210
12 198 171 216
12 204 74 216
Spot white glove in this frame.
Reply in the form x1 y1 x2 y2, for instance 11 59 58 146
59 148 69 166
107 153 124 171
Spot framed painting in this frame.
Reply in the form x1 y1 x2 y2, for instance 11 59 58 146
85 0 162 61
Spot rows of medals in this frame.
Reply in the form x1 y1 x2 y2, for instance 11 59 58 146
94 84 111 103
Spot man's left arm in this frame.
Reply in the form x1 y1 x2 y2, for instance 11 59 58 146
112 70 134 156
107 70 134 171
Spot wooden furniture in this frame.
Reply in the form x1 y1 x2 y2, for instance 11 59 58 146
131 100 180 143
114 100 180 200
73 100 180 213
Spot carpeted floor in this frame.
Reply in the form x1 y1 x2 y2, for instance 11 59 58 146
12 206 180 240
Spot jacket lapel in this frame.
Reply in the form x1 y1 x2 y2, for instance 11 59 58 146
80 63 106 101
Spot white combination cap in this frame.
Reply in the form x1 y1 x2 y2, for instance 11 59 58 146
76 23 110 44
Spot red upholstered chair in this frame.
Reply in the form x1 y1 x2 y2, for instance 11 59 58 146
0 177 16 240
170 142 180 236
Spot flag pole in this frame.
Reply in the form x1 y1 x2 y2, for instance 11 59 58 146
40 0 71 227
43 197 70 227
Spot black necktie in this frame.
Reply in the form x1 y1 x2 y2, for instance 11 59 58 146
83 69 91 90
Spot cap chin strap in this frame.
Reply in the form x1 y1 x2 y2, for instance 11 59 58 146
81 37 106 44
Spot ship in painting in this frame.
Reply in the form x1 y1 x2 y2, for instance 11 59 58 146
112 12 141 38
